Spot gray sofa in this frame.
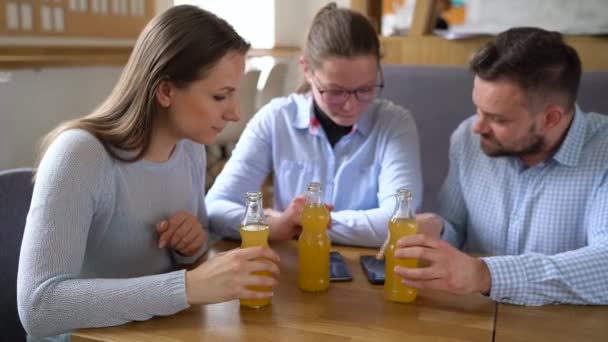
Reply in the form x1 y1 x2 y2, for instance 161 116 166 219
379 65 608 212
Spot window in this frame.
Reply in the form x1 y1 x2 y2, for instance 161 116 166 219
174 0 275 48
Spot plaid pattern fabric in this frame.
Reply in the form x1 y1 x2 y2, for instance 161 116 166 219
440 107 608 305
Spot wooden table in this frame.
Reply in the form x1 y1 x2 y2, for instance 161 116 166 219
72 241 496 341
494 303 608 342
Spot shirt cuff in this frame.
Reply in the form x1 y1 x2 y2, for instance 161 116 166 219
481 255 529 304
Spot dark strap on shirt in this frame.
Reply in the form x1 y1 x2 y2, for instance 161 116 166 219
314 102 352 148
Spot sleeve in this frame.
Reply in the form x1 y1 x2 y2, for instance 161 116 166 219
16 131 189 338
480 174 608 305
437 126 468 249
205 104 274 239
329 105 423 247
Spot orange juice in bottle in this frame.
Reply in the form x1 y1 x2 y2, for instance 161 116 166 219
298 182 330 292
384 188 418 303
239 192 272 308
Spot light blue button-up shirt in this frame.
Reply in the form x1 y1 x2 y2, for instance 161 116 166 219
206 93 422 247
440 107 608 305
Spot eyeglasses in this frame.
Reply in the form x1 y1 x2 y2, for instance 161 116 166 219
311 72 384 105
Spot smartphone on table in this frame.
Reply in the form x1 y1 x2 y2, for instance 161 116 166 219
359 255 385 285
329 251 353 282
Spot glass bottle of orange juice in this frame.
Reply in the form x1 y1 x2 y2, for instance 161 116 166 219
298 182 330 292
384 188 418 303
239 191 272 308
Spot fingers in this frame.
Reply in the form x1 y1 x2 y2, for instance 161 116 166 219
293 194 307 203
400 278 447 292
158 211 201 250
416 213 444 238
175 226 198 251
394 265 443 281
169 216 195 247
240 289 274 300
396 233 442 249
156 220 169 234
246 259 281 276
394 245 440 262
244 273 278 288
157 212 189 248
180 230 206 256
237 246 281 263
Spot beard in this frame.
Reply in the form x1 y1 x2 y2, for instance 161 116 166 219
480 127 545 158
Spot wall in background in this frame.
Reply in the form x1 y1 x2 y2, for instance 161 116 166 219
0 0 350 170
0 67 122 169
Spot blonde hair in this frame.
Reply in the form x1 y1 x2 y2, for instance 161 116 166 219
36 5 250 169
297 2 381 93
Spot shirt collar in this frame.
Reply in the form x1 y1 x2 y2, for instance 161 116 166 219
291 93 375 137
552 104 587 167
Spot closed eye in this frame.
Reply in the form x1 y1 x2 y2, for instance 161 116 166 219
213 95 227 101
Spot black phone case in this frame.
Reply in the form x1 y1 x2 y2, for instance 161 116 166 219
329 251 353 282
359 255 385 285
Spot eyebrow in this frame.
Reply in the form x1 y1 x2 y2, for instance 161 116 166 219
481 110 507 119
216 86 236 92
323 81 378 90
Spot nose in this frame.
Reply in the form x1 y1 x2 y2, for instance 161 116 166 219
472 114 489 135
340 93 356 112
224 98 241 122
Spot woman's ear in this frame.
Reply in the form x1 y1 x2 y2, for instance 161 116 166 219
299 56 311 83
155 80 173 108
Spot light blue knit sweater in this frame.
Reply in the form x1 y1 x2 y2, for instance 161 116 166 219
17 129 208 339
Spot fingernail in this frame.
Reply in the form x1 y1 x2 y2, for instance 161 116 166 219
161 221 167 229
159 241 166 248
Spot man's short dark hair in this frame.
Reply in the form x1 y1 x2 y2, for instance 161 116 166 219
470 27 581 111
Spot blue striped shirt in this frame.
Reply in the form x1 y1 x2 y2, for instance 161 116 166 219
206 93 422 247
440 107 608 305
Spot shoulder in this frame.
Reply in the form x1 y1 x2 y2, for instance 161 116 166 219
36 129 114 199
43 129 112 171
450 115 477 146
370 99 416 132
583 112 608 161
257 93 309 119
374 99 414 121
248 93 311 131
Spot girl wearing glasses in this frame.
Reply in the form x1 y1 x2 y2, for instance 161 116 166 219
207 3 422 247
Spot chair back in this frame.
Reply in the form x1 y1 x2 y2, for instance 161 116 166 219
256 62 288 110
0 167 35 341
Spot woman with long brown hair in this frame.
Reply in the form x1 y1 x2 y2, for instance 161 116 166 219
18 5 279 340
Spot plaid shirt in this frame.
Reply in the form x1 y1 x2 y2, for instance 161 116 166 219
440 107 608 305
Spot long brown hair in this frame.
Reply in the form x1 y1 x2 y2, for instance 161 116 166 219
296 2 381 93
36 5 250 169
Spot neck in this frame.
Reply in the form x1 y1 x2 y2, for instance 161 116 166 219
143 113 180 162
520 110 575 167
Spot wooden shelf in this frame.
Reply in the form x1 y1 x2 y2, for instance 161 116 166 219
0 46 303 69
381 35 608 71
0 45 132 68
